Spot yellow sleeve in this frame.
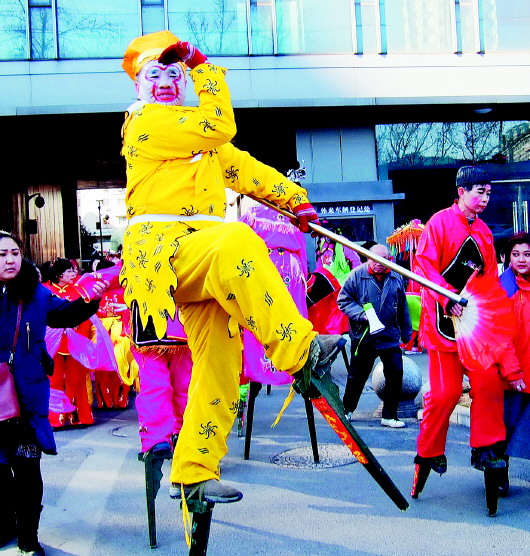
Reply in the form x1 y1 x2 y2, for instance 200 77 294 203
123 64 236 161
216 142 311 210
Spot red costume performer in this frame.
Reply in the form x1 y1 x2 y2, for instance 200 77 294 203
44 279 95 427
413 167 522 481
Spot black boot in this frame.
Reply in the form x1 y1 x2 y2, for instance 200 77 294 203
411 454 447 498
17 504 45 556
414 454 447 474
471 445 507 518
470 446 507 471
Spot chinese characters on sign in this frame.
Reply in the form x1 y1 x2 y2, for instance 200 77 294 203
314 203 374 216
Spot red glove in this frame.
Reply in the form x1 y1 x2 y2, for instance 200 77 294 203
292 203 319 233
159 41 208 69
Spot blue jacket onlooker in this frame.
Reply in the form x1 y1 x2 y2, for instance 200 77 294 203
1 260 99 455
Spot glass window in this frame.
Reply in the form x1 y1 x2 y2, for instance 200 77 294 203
276 0 353 54
250 0 273 55
376 121 527 168
142 5 165 34
30 6 55 59
355 0 379 53
483 0 530 51
57 0 139 58
0 0 27 60
141 0 164 32
385 0 453 53
459 0 478 52
168 0 248 56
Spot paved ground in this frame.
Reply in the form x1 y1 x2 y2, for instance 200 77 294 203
2 348 529 555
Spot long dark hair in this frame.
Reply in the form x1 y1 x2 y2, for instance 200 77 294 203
0 230 23 250
0 231 39 302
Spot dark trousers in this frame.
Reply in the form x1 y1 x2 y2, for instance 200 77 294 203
0 420 43 549
343 345 403 419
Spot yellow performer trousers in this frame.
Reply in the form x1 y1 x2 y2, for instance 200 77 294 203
169 222 316 484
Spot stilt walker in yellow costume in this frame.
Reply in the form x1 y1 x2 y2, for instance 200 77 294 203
120 31 343 503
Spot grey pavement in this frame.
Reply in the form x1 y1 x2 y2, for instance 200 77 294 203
2 346 529 555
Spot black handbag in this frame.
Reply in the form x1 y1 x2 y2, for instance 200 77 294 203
0 301 22 422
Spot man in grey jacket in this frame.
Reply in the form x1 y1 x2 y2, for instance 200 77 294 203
337 244 412 428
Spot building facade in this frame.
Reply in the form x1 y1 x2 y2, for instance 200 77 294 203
1 0 529 264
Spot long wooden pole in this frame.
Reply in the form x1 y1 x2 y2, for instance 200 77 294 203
247 196 468 307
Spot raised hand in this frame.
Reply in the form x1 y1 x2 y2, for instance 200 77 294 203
159 41 207 69
292 203 320 233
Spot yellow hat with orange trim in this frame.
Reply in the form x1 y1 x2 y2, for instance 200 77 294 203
122 30 181 81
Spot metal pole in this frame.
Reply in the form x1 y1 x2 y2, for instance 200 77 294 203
25 192 31 258
97 200 104 256
247 195 468 307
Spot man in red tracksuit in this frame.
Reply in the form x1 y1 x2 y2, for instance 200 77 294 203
412 166 524 487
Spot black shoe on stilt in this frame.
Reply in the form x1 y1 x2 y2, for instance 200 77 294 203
471 446 507 517
292 334 347 399
411 454 447 499
470 446 507 472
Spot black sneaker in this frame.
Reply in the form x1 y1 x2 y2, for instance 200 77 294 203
169 479 243 503
17 542 45 556
292 334 346 397
414 454 447 474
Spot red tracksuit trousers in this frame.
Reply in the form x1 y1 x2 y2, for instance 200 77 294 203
417 350 506 457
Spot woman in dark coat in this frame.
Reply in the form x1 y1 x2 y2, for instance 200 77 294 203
0 231 108 556
499 232 530 495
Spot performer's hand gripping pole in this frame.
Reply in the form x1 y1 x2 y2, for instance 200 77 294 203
247 196 468 307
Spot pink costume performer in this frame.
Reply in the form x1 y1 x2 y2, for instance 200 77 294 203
239 204 308 385
131 310 192 455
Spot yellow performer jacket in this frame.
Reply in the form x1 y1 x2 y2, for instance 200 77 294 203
121 63 311 340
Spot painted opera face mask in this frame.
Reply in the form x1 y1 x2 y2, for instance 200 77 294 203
136 60 187 106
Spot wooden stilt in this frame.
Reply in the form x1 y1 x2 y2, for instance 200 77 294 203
411 463 431 499
244 381 320 462
304 397 320 463
484 468 502 517
184 499 216 556
138 449 172 548
244 382 262 459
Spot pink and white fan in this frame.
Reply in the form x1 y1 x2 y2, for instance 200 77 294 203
452 272 516 372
